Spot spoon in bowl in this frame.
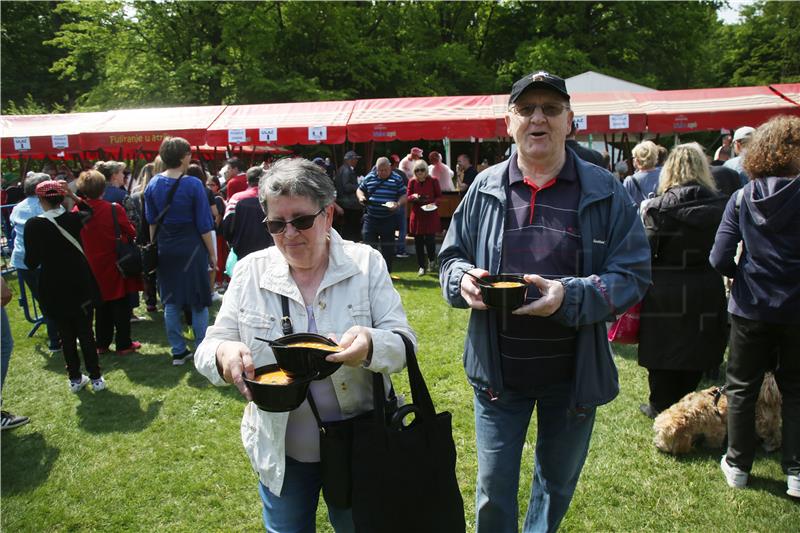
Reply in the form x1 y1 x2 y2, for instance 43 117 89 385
464 271 492 287
255 337 287 347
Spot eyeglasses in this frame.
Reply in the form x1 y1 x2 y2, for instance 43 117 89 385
509 102 569 118
263 207 325 234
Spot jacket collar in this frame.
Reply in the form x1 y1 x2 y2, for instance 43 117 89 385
258 229 361 302
477 147 615 208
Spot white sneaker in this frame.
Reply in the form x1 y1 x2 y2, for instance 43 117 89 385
69 375 90 393
172 349 193 366
720 456 748 489
417 267 425 276
91 377 107 392
788 474 800 498
211 291 223 303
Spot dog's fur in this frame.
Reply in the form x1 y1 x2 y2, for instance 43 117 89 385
653 372 781 454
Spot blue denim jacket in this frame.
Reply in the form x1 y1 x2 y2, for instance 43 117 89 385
439 149 651 409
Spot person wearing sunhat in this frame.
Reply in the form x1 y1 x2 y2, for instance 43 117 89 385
334 150 364 242
23 179 106 393
439 70 650 532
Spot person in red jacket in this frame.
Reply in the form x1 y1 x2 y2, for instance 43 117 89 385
407 160 441 275
223 157 247 200
76 170 143 354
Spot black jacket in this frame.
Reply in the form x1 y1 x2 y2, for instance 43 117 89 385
638 184 729 370
221 196 273 260
334 163 361 210
566 139 605 168
24 206 100 318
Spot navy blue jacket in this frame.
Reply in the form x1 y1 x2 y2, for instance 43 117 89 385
710 177 800 323
439 150 651 409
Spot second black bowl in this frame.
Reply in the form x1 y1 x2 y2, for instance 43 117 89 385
270 333 343 379
479 274 528 309
244 364 316 412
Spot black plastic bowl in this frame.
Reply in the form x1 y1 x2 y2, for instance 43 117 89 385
479 274 528 310
244 364 316 412
270 333 343 380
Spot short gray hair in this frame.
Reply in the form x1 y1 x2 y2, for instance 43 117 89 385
375 157 390 168
259 158 335 217
24 173 51 196
246 165 265 186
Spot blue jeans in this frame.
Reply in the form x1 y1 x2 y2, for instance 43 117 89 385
395 209 407 254
1 307 13 391
163 303 207 355
258 457 354 533
362 215 397 273
474 382 596 533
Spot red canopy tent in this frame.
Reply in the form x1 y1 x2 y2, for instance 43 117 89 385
205 100 354 147
1 112 107 159
635 84 800 133
347 95 498 142
77 105 226 158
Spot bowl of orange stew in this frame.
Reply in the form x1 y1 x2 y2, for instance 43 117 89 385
244 364 317 412
268 333 344 379
478 274 529 310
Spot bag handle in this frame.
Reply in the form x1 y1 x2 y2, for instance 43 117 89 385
151 176 183 242
371 333 436 426
110 202 122 244
43 216 86 258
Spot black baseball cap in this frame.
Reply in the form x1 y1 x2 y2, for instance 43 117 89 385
509 71 570 104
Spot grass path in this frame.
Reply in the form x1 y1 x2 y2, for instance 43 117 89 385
1 261 796 531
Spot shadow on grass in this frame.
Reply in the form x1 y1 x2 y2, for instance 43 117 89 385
76 390 162 433
749 474 791 498
611 343 639 361
0 431 60 495
109 353 195 389
185 370 251 402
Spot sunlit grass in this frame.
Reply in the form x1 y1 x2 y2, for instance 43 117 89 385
1 261 794 532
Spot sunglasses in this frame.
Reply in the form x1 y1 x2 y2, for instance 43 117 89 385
414 169 426 173
263 207 325 234
510 102 569 118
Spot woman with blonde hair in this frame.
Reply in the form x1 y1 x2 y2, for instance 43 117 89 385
132 159 161 311
636 142 728 418
623 140 661 206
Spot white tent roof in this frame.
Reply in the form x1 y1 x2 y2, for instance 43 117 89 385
566 71 656 94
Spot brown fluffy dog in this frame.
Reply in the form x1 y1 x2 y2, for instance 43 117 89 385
653 372 781 454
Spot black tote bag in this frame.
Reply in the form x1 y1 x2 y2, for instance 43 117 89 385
350 333 465 533
110 202 143 278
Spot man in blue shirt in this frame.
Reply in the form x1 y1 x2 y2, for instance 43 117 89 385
356 157 407 273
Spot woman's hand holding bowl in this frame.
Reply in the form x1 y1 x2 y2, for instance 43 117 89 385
324 326 373 367
216 341 255 400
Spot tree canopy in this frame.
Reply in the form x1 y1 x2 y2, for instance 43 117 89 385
1 0 798 114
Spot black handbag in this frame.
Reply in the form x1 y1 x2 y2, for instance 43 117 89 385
350 334 465 533
142 176 183 275
281 295 398 510
110 202 143 278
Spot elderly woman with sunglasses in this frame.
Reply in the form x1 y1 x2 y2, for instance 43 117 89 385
407 159 442 275
194 158 415 532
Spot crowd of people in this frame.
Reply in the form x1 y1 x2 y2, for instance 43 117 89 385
1 70 798 531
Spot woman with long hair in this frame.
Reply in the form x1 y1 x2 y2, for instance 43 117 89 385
637 143 728 418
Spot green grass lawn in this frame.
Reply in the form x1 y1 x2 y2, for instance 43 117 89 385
1 261 796 532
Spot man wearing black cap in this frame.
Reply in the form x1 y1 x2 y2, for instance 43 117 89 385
334 150 363 242
439 71 650 532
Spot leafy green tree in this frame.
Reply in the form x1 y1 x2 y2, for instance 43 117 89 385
0 0 82 112
717 1 800 86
